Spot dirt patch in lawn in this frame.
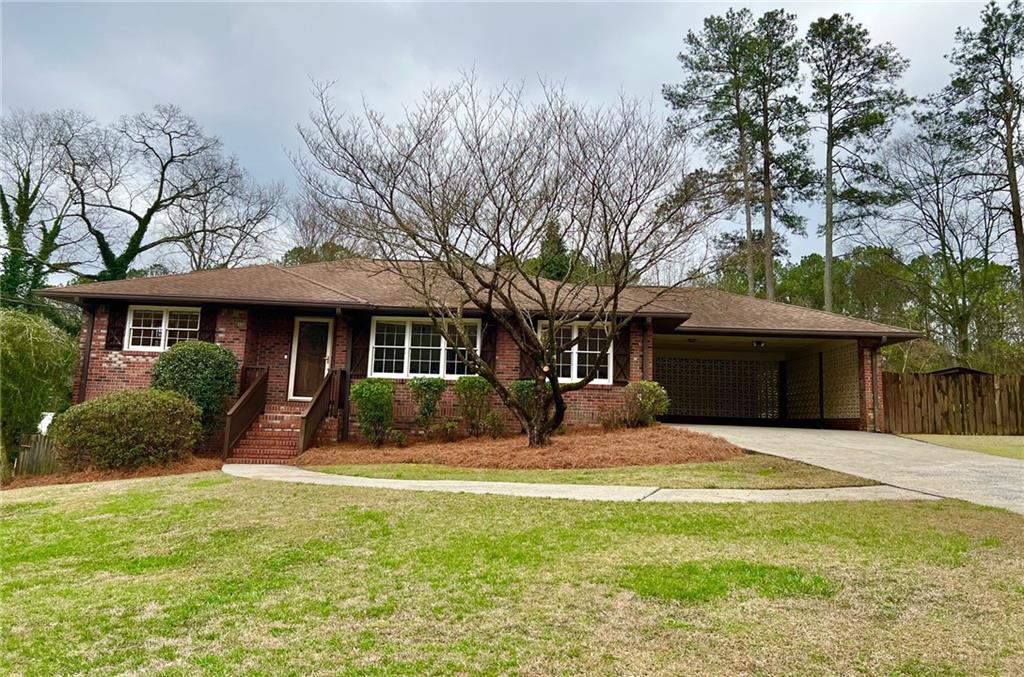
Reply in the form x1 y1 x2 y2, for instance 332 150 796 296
298 425 744 470
2 456 222 491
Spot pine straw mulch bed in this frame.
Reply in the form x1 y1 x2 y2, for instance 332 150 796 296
297 425 745 470
1 456 222 491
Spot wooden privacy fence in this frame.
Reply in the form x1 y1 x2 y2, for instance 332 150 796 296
883 372 1024 435
14 434 59 476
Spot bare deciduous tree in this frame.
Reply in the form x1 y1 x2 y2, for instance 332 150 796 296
1 110 89 305
857 129 1010 361
280 189 368 265
57 104 234 280
297 78 723 445
166 162 284 270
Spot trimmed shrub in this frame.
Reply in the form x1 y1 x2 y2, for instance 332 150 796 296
151 341 238 433
598 407 625 431
434 418 460 442
454 375 493 436
0 309 76 464
483 410 506 439
350 378 395 447
622 380 670 428
49 389 201 470
387 429 409 448
408 377 446 432
508 379 551 422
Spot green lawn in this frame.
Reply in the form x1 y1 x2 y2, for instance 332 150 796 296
3 473 1023 675
905 434 1024 460
312 453 877 489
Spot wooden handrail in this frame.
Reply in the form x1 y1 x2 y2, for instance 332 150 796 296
299 368 343 454
222 366 269 460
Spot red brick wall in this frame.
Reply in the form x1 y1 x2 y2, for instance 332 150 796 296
75 307 652 439
345 319 649 435
858 340 884 432
75 304 251 402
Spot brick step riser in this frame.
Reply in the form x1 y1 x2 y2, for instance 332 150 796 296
229 449 300 456
228 458 298 465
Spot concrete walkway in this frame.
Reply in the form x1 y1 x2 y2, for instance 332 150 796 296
680 425 1024 514
222 463 935 504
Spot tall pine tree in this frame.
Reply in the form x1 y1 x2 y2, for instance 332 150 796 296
805 13 909 311
745 9 815 301
940 0 1023 293
664 8 759 296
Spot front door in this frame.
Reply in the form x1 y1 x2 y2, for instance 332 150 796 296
289 317 333 400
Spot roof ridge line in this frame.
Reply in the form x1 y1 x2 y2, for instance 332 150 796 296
271 264 369 304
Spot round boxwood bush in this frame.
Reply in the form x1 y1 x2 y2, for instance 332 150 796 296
49 388 202 470
151 341 238 432
622 380 670 428
350 378 395 447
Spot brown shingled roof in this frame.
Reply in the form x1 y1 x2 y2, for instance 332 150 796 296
38 260 921 340
632 285 921 339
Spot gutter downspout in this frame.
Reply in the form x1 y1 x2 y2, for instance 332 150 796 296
76 305 95 403
642 317 651 380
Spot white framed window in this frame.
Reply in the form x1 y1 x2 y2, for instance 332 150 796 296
124 306 201 352
539 321 613 385
368 317 481 379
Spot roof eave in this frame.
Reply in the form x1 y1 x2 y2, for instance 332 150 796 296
672 326 923 343
36 289 375 311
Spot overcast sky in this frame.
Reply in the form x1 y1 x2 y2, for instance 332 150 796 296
1 1 991 260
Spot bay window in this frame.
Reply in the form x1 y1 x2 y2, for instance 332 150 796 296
369 317 480 379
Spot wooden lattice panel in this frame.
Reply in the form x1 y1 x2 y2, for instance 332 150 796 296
654 357 780 419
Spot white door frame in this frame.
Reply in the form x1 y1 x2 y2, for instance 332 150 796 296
287 316 334 401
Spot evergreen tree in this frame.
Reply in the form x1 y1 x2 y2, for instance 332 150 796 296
804 13 910 311
745 9 815 301
664 8 759 296
940 0 1024 293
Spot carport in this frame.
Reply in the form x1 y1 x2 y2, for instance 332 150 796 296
637 286 921 432
654 333 864 429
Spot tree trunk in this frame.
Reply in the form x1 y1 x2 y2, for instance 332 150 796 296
824 131 835 312
739 130 756 297
955 315 970 362
1005 119 1024 295
761 136 776 301
523 379 567 447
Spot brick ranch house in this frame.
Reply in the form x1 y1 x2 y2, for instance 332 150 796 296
40 259 921 463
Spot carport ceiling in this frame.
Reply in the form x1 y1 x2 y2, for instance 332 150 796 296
654 333 851 353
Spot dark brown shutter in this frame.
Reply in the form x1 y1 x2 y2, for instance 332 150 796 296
518 317 540 379
519 347 539 380
198 306 219 343
348 312 372 379
105 303 128 350
479 320 498 371
612 322 631 385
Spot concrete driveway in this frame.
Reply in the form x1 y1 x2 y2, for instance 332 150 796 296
680 425 1024 515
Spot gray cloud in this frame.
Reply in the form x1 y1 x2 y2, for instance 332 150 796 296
2 1 988 259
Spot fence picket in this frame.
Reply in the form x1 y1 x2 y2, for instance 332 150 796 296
883 372 1024 435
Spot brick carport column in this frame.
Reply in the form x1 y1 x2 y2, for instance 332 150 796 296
857 339 885 432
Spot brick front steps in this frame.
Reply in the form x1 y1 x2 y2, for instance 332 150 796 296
227 404 337 464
